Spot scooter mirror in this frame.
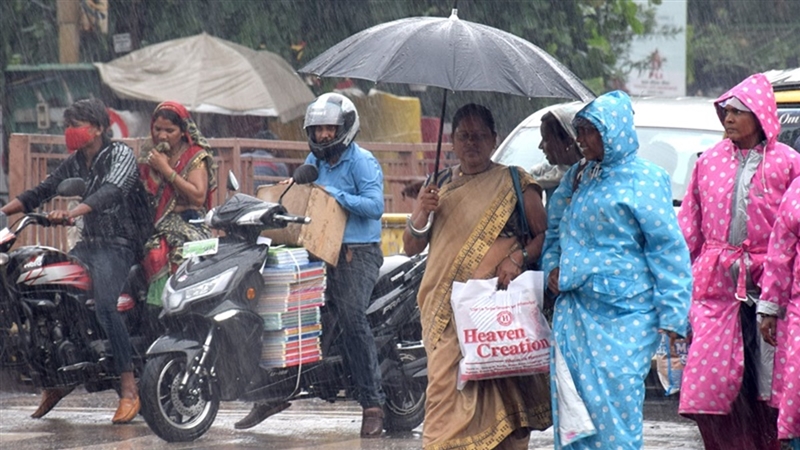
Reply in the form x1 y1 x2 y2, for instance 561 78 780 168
227 171 240 192
57 178 86 197
293 164 319 185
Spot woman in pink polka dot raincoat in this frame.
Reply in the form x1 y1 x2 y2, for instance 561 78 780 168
758 175 800 450
678 73 800 450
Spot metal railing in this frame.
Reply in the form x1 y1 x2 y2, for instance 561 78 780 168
7 133 450 250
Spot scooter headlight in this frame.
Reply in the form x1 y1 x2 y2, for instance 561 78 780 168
163 266 236 313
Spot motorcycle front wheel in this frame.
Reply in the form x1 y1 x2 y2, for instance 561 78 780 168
140 354 219 442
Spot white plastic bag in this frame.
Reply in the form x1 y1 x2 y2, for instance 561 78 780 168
554 343 596 446
451 271 551 390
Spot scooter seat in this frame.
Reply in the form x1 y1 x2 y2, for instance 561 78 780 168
378 255 410 279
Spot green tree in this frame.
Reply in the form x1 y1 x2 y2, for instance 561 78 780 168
1 0 659 135
688 0 800 95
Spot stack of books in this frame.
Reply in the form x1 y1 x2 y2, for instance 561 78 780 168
259 247 325 369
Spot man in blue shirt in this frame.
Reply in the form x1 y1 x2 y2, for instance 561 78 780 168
235 93 386 437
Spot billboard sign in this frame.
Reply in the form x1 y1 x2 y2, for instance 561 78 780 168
624 0 687 97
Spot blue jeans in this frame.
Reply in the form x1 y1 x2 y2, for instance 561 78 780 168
326 243 385 408
71 242 135 375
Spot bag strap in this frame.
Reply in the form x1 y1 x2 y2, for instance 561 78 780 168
509 166 531 238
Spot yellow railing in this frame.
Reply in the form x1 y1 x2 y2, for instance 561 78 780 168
381 213 408 256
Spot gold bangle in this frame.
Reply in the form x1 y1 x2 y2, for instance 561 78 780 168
168 171 178 183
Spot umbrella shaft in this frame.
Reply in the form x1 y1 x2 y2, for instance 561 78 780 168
433 89 448 185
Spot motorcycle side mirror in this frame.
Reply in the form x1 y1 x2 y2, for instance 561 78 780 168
278 164 319 205
226 171 240 192
57 178 86 197
292 164 319 185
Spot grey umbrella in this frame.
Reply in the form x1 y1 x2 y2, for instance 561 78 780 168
299 7 595 182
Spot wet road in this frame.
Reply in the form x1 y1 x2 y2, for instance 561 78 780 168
0 386 703 449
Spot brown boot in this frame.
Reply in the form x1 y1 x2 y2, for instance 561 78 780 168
31 386 75 419
360 406 384 438
111 395 140 424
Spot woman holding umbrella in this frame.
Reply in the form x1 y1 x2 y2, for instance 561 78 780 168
404 104 551 449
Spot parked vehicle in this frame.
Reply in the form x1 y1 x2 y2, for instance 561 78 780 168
492 97 725 205
139 165 427 442
767 67 800 150
0 179 158 397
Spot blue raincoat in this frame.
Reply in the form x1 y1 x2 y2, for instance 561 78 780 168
542 91 692 449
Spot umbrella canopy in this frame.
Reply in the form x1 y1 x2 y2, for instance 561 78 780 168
299 10 595 102
95 33 315 122
299 9 595 184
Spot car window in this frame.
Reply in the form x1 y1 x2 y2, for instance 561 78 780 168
777 107 800 151
493 127 547 171
636 128 720 201
492 125 721 202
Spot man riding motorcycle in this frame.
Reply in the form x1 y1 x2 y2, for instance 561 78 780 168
0 98 151 423
236 93 387 438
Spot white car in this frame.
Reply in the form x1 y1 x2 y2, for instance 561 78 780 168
491 97 725 205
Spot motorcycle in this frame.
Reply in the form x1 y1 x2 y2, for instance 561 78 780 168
0 179 159 396
139 165 427 442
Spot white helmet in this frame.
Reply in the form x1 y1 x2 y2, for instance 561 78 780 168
303 93 360 162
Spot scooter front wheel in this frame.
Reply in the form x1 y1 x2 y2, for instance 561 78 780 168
140 354 219 442
383 348 426 432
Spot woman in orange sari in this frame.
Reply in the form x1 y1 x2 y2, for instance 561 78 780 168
138 101 217 305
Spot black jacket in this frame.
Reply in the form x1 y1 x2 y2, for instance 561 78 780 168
17 141 152 252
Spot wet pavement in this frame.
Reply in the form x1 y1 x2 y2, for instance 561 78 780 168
0 381 703 449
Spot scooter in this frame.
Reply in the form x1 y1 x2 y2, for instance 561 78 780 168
0 179 159 396
139 165 427 442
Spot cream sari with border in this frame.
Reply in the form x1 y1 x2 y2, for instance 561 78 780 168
419 164 552 450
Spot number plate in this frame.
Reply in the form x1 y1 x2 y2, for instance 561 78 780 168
182 238 219 258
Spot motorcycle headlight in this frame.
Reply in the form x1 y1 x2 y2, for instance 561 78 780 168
0 253 8 266
163 266 236 313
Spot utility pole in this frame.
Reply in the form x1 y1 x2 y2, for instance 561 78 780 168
57 0 81 63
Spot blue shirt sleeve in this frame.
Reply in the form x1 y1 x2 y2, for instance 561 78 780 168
325 155 384 220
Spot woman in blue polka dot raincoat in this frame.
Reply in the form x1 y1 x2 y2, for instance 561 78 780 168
540 90 693 449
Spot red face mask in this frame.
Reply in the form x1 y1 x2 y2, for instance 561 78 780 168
65 125 95 153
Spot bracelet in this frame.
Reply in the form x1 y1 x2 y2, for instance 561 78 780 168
406 215 430 239
168 171 178 184
505 251 523 269
519 247 529 268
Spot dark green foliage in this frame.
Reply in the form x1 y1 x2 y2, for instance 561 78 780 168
687 0 800 95
0 0 661 135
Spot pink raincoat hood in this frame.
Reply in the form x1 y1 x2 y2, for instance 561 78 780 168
714 73 780 149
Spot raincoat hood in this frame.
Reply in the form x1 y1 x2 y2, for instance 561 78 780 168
574 90 638 167
714 73 780 148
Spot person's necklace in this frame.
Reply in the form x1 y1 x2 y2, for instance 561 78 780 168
459 162 495 177
169 143 187 168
